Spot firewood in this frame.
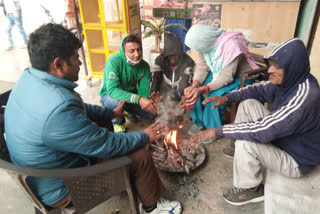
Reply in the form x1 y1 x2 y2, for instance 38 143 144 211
151 134 205 173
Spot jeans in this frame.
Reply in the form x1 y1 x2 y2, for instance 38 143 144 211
100 94 155 125
6 12 28 47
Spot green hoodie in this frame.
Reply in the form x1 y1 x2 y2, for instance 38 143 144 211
99 35 151 103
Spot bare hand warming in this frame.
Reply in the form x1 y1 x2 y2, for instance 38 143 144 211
191 128 216 146
144 121 168 144
202 96 228 109
139 97 157 115
149 91 162 105
181 86 200 109
180 95 194 110
112 100 127 118
184 85 197 97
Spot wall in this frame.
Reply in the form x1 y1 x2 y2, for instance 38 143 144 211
188 1 301 55
310 18 320 81
295 0 319 46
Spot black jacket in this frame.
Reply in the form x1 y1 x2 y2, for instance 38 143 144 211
150 37 194 98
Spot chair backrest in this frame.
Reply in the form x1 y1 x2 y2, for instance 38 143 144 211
0 116 10 162
0 114 51 214
0 90 11 162
0 95 138 214
1 114 139 214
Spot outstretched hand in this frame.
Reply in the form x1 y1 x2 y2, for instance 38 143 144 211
144 121 168 144
180 96 194 110
150 91 162 105
185 87 201 105
180 85 201 110
184 85 196 97
139 97 157 115
191 128 216 146
202 96 228 109
112 100 127 118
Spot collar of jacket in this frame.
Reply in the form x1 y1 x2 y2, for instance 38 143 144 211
28 67 78 90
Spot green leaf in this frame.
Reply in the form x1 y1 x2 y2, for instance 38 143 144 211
164 23 188 31
143 30 154 39
141 20 158 32
163 31 176 37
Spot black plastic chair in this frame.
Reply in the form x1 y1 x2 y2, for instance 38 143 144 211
0 109 139 214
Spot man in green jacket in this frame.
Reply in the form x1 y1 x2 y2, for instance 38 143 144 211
99 34 159 132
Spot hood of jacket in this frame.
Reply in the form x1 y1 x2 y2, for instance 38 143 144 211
163 37 184 57
264 38 310 96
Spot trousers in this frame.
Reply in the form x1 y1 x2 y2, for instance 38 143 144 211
233 99 302 188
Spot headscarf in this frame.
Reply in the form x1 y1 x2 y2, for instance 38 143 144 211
185 25 258 81
185 24 224 53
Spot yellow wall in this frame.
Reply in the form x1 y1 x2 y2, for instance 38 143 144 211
310 20 320 82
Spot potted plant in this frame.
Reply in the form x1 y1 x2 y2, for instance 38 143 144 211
141 18 188 53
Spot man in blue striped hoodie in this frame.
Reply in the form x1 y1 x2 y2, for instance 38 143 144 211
192 38 320 206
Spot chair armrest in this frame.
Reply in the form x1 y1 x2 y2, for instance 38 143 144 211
0 156 132 178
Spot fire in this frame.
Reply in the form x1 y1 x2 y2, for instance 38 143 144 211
164 129 178 150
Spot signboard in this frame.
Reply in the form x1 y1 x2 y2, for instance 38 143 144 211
127 0 141 36
192 4 221 27
143 0 187 19
143 0 158 19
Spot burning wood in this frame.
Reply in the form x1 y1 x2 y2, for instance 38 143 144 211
151 129 205 174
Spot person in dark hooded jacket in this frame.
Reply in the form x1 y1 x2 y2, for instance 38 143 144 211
191 38 320 206
150 37 194 101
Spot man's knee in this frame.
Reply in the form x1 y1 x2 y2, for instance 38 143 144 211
238 99 260 112
128 147 153 167
100 94 119 109
235 140 258 159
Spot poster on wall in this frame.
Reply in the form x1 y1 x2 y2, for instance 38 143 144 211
192 4 221 27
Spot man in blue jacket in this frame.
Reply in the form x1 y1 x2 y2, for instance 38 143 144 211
5 24 182 214
192 38 320 206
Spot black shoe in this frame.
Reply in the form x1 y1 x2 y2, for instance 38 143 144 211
223 147 234 159
223 184 264 206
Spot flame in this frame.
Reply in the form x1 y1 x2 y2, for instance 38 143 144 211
164 135 169 150
178 124 183 129
165 129 178 150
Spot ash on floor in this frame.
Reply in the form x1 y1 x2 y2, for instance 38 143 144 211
174 175 200 199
